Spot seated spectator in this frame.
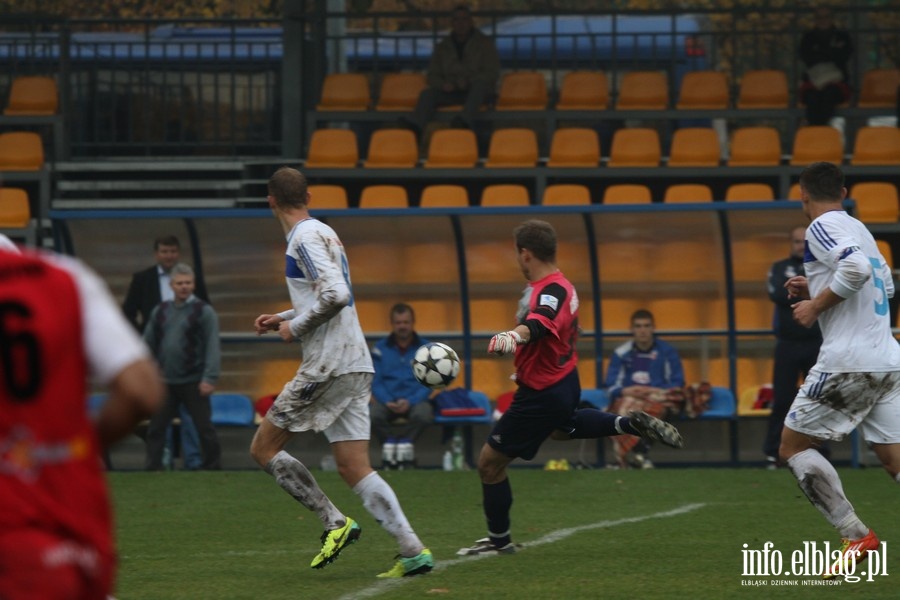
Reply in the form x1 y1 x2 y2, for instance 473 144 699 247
799 6 853 126
604 309 685 469
402 4 500 136
370 303 434 469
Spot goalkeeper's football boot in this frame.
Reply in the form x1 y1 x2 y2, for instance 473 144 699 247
823 529 879 579
376 548 434 578
627 410 684 449
456 538 518 556
310 517 361 569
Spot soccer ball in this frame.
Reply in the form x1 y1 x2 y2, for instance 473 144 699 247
412 342 460 389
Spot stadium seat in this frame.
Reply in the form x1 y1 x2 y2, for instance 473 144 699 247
850 127 900 165
580 388 609 411
480 184 530 206
364 128 418 168
0 132 44 170
0 188 30 227
307 184 348 209
738 386 772 417
374 72 427 111
607 128 660 167
727 127 782 166
788 183 802 200
359 185 409 208
556 71 609 110
423 129 478 168
210 394 255 426
876 239 894 270
316 73 370 111
420 184 469 207
733 296 772 329
667 127 720 167
699 387 736 420
484 128 538 167
857 68 900 108
849 182 898 223
651 240 710 281
304 129 358 168
649 298 706 329
676 70 729 109
494 71 548 110
737 69 789 108
789 126 843 166
663 184 713 203
602 184 652 204
546 128 600 167
616 71 668 110
541 184 591 206
725 183 775 202
4 76 58 115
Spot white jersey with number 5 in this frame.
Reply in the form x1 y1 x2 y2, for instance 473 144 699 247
804 210 900 372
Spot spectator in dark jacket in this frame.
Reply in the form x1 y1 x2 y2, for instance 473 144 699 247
799 7 853 125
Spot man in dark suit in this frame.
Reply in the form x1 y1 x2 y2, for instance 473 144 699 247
122 234 209 469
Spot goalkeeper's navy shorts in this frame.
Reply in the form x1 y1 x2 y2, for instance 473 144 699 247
487 369 580 461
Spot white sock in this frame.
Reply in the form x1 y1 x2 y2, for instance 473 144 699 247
353 471 423 557
265 451 345 530
895 472 900 484
787 449 868 539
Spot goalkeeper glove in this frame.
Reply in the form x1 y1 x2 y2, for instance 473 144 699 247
488 330 524 355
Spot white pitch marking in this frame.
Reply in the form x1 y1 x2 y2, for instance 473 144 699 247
337 502 707 600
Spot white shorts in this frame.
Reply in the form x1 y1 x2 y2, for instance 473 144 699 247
267 372 372 443
785 368 900 444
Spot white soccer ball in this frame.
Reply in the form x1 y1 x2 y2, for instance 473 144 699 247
412 342 460 389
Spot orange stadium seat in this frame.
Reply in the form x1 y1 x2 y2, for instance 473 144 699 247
676 70 729 109
876 240 894 271
663 184 713 203
602 184 652 204
359 185 409 208
364 128 418 168
375 73 427 111
420 184 469 208
542 184 591 206
424 129 478 168
484 128 538 167
4 76 58 115
788 183 802 201
304 129 358 168
316 73 370 111
495 72 548 110
857 69 900 108
849 182 899 223
480 184 530 206
546 128 600 167
727 127 782 166
608 128 660 167
307 185 348 209
667 127 720 167
725 183 775 202
556 71 609 110
737 70 789 108
0 132 44 170
0 188 30 227
616 71 668 110
790 126 843 166
850 127 900 166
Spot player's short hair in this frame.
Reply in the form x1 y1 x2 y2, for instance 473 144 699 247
799 162 844 202
268 166 309 210
630 308 654 325
154 235 180 250
170 262 194 278
390 302 415 321
514 219 557 262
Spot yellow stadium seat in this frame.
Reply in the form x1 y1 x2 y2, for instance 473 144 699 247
677 70 729 109
307 184 348 209
725 183 775 202
484 128 538 168
608 128 660 167
737 70 789 108
602 184 652 204
304 129 358 168
667 127 720 167
663 184 713 203
738 386 773 417
850 182 899 223
616 71 668 110
423 129 478 168
727 127 782 166
651 241 710 281
375 73 427 111
790 126 843 166
316 73 370 111
557 71 609 110
546 128 600 167
857 69 900 108
876 239 893 271
364 128 418 168
788 183 802 201
0 132 44 170
495 72 548 110
542 184 591 206
359 185 409 208
649 298 706 330
734 296 772 329
420 184 470 208
850 127 900 166
4 76 58 115
0 188 30 227
480 184 530 206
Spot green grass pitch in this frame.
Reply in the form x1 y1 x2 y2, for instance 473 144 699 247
111 468 898 599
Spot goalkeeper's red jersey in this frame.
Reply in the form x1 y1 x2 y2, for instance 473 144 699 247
513 270 579 390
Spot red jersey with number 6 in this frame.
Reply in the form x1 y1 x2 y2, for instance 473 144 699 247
513 270 579 390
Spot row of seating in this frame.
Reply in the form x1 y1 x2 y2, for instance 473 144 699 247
310 181 897 216
3 76 59 116
316 68 900 112
305 125 900 169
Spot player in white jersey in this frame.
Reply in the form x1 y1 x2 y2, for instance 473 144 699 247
780 162 900 579
249 167 432 578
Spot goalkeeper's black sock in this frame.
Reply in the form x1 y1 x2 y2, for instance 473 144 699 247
483 478 512 548
569 408 625 438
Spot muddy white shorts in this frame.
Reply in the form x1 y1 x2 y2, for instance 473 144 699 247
267 372 372 442
785 368 900 444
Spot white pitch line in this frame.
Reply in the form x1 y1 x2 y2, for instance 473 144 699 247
337 502 707 600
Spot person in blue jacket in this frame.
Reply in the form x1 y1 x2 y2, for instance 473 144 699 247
370 303 433 468
604 308 685 469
